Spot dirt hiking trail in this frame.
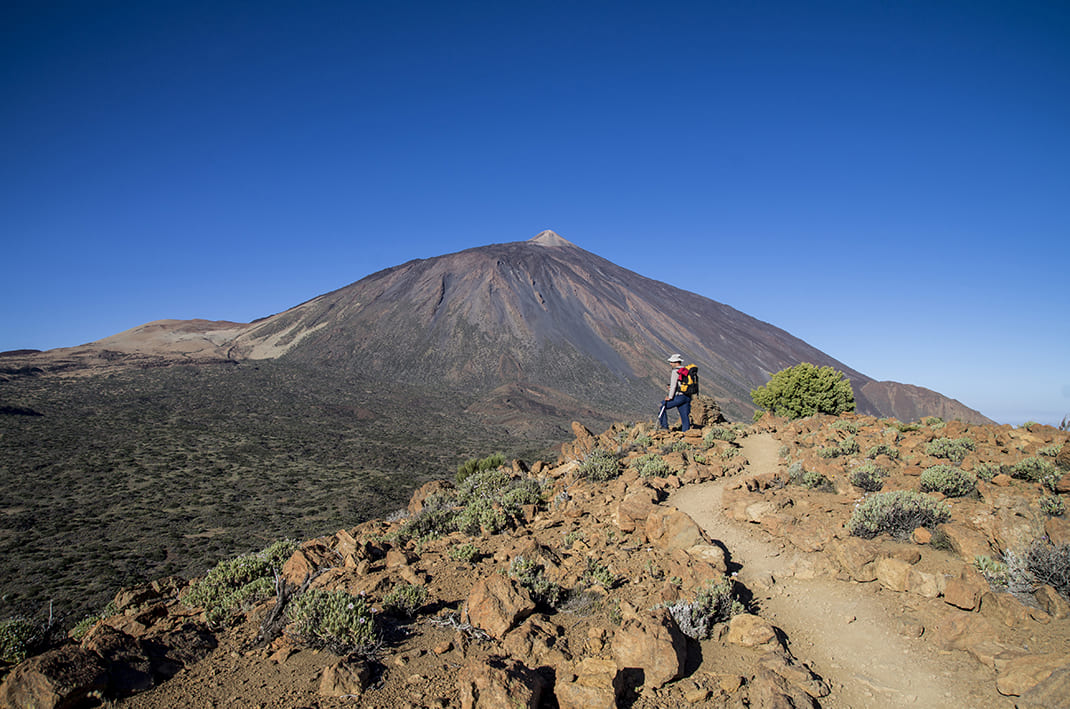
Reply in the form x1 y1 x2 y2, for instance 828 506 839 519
669 433 1013 709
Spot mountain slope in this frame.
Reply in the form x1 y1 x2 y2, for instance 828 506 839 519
3 230 990 426
224 230 990 424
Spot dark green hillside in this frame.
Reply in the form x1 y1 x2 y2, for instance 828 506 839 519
0 361 559 626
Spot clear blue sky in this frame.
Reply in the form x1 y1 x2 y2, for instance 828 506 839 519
3 1 1068 426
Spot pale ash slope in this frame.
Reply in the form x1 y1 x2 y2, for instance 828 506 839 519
6 230 991 424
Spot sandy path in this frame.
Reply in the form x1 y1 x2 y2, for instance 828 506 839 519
668 433 1013 709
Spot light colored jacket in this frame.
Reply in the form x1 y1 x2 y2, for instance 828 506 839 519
666 366 682 399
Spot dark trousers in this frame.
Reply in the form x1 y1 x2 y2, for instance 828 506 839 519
659 394 691 431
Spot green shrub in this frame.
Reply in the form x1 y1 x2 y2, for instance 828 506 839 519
457 468 512 503
751 363 856 420
456 453 506 485
382 583 428 618
454 498 507 535
509 556 563 608
1038 444 1062 458
849 462 887 492
632 453 673 479
184 539 298 627
287 588 379 656
895 421 922 433
926 437 976 462
582 558 620 589
448 542 479 562
865 443 900 460
1011 456 1058 483
923 416 945 426
703 427 737 445
1041 496 1066 517
1025 539 1070 600
830 420 859 434
0 617 43 664
663 577 743 640
920 465 976 498
788 462 833 492
71 600 120 641
577 449 620 482
848 490 951 539
973 462 1001 482
974 555 1010 586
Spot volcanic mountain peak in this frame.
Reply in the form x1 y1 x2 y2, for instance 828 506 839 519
529 229 574 248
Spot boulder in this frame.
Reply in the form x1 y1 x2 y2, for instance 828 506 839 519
875 556 912 592
943 565 988 611
611 608 688 688
458 655 546 709
689 394 726 426
827 537 879 582
407 480 455 515
1017 666 1070 708
996 653 1070 697
645 506 709 552
560 422 597 461
0 646 108 709
937 522 993 562
615 486 658 534
726 613 778 647
554 656 622 709
319 658 372 698
747 668 819 708
463 574 535 640
1035 584 1070 619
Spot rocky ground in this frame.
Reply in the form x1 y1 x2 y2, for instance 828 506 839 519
2 405 1068 708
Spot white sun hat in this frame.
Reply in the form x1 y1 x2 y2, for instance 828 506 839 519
667 354 684 363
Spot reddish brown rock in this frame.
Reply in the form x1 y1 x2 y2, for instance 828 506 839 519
407 479 455 515
875 556 912 592
996 653 1070 697
1035 584 1070 619
828 537 879 582
0 646 108 709
644 506 708 552
458 655 546 709
611 608 688 688
554 656 622 709
938 522 993 562
319 658 372 698
943 565 989 611
615 486 658 534
726 613 778 647
463 574 535 640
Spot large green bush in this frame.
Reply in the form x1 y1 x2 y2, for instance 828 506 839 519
751 363 856 420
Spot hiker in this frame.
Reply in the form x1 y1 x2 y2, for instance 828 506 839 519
659 354 692 431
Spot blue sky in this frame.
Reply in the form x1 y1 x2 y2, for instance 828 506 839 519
2 1 1067 425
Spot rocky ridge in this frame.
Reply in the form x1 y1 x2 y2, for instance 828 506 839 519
2 402 1067 708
